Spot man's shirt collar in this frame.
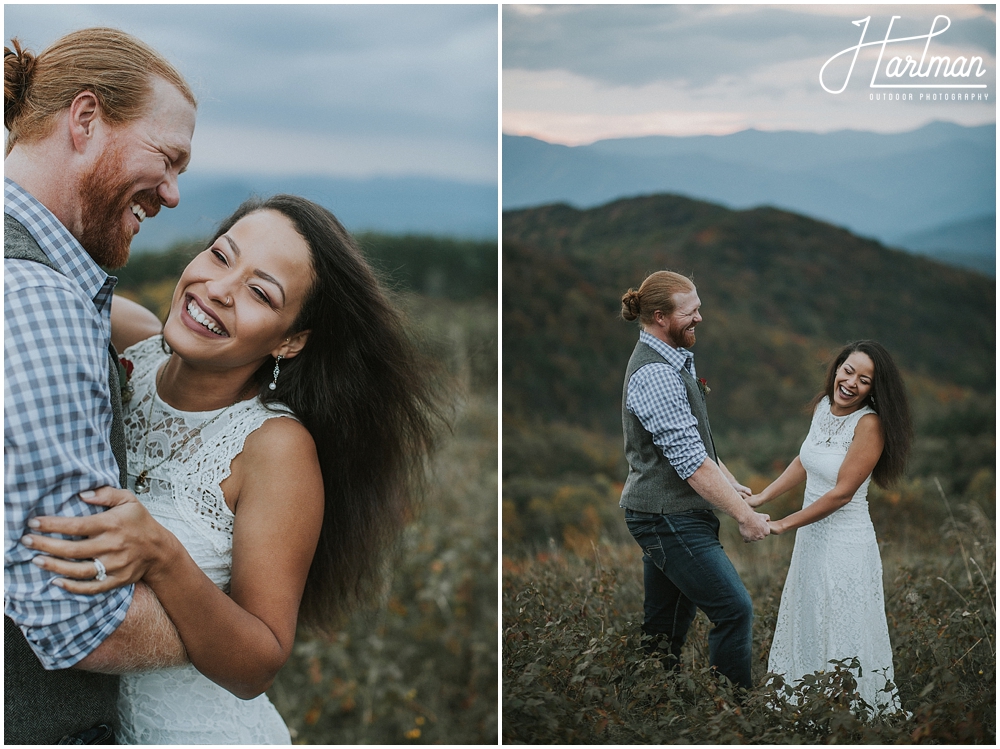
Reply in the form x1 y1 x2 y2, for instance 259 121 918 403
639 329 695 373
5 177 115 308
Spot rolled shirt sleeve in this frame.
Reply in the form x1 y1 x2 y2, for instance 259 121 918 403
4 260 133 669
626 362 708 480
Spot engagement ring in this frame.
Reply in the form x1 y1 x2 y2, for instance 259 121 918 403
93 558 107 582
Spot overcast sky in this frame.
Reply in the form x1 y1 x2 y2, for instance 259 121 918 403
5 4 498 182
504 4 996 145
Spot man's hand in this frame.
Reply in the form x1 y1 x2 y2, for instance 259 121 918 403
688 459 771 539
738 511 771 543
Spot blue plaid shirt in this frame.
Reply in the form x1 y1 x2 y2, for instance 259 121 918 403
4 178 133 669
625 330 709 480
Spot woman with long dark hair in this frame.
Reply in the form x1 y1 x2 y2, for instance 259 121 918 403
749 340 912 714
22 195 444 743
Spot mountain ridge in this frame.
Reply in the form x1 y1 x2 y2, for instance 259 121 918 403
502 122 996 269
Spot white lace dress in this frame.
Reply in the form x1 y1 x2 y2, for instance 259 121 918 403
116 336 293 744
767 397 901 714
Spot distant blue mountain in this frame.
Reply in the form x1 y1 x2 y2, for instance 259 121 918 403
502 121 995 265
897 213 996 276
131 174 497 252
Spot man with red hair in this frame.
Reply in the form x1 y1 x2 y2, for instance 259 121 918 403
4 27 196 743
619 270 769 692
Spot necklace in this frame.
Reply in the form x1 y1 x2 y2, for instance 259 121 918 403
133 364 256 494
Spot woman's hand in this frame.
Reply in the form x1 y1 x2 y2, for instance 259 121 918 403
767 519 786 535
746 493 768 508
729 479 752 499
21 487 179 595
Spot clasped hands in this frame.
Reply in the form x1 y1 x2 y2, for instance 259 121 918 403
21 487 175 594
729 479 785 542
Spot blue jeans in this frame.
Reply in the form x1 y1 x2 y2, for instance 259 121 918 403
624 508 754 689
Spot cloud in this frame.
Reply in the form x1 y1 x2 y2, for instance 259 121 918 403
5 4 498 181
502 4 996 143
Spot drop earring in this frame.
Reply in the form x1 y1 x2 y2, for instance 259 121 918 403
269 355 283 390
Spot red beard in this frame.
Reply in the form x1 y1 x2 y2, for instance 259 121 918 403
77 140 160 269
667 321 696 349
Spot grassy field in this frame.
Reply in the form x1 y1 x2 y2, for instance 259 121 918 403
503 483 995 743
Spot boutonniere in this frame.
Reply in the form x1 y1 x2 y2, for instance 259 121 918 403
698 377 711 396
117 356 134 404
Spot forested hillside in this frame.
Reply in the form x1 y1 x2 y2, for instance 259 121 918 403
503 193 993 544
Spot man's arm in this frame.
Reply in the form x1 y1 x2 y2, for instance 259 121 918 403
687 458 770 542
110 295 162 353
75 583 187 673
6 270 185 671
5 270 133 669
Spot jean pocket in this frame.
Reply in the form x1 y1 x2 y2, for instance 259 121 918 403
625 515 660 547
663 509 718 535
625 515 657 530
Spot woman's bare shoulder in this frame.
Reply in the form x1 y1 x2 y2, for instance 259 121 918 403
226 414 321 514
243 414 317 462
850 411 885 453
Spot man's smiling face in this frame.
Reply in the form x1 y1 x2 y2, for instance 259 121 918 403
77 76 195 268
664 288 702 349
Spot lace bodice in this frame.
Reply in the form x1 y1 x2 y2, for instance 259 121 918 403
803 395 877 452
797 396 876 529
121 336 294 590
116 336 292 744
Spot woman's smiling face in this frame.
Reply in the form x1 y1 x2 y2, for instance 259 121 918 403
163 209 315 370
831 351 874 413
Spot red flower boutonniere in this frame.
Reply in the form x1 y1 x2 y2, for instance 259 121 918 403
698 378 711 396
118 356 134 404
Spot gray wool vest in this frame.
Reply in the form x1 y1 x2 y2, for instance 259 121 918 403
619 340 717 515
4 213 124 744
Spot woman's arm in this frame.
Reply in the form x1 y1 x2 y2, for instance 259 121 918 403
111 295 162 352
747 456 807 508
142 417 323 697
23 417 324 699
768 414 883 534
